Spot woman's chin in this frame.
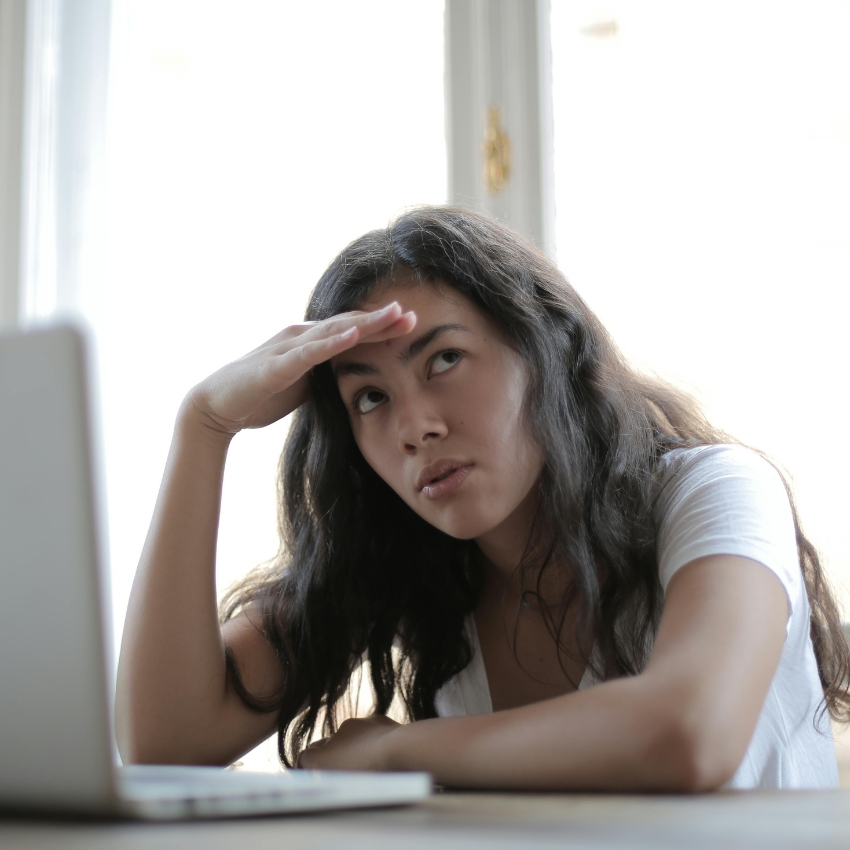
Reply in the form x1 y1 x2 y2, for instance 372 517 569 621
421 509 501 542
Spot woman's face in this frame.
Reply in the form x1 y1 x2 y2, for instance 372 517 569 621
332 281 544 546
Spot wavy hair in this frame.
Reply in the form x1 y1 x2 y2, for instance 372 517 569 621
221 206 849 767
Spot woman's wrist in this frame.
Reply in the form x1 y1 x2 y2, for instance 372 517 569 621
176 394 237 451
379 722 415 772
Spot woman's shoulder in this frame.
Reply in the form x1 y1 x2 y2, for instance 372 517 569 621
653 443 801 599
656 442 782 486
655 443 791 517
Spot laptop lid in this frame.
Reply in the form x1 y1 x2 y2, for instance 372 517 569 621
0 324 117 813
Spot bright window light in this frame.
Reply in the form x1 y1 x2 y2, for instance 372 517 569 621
551 0 850 608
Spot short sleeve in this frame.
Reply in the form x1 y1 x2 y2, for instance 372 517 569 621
655 445 801 620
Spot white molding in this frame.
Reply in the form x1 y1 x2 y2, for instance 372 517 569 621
52 0 111 318
0 0 28 327
446 0 555 256
20 0 59 321
1 0 111 328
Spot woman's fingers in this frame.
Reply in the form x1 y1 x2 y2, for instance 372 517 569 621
314 304 401 338
259 303 416 362
262 327 360 390
242 309 370 356
278 303 413 352
269 306 417 386
358 311 417 344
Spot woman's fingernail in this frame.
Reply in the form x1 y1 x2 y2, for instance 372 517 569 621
379 302 399 315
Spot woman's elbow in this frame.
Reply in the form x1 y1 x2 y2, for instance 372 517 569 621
115 719 178 766
650 701 745 792
115 707 220 767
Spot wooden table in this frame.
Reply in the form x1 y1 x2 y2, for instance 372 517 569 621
2 790 850 849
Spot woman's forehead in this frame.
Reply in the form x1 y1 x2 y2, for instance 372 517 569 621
356 280 469 316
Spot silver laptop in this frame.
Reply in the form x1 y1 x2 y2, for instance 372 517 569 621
0 323 431 818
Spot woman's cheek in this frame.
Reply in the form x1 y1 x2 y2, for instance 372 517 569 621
356 432 404 496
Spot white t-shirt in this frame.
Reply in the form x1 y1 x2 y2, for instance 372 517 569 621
434 444 839 789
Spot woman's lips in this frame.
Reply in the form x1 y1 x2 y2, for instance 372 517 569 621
420 464 474 500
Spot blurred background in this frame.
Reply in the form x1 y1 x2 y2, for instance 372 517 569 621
2 0 849 773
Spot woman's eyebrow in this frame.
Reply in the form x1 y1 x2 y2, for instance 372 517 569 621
334 361 379 380
398 323 470 364
333 323 470 380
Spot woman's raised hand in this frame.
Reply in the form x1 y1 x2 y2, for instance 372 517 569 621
185 302 415 436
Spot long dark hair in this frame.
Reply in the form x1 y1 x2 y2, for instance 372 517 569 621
221 206 849 767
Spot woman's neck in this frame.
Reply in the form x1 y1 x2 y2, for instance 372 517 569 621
474 488 569 603
474 487 538 580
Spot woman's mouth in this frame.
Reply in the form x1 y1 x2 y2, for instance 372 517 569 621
420 464 474 500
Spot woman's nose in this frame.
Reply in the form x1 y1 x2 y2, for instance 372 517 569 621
396 394 448 454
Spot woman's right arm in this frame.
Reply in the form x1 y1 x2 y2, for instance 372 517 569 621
114 303 415 766
115 404 280 765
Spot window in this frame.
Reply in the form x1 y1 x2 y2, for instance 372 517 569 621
552 0 850 606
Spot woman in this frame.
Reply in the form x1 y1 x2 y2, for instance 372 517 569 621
116 206 848 790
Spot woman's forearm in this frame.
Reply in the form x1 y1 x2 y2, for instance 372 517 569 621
382 675 713 792
378 555 786 793
115 401 235 763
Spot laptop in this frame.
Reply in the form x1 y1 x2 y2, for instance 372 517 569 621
0 323 431 818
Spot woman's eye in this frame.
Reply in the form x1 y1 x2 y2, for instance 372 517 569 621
430 350 462 375
355 390 387 414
